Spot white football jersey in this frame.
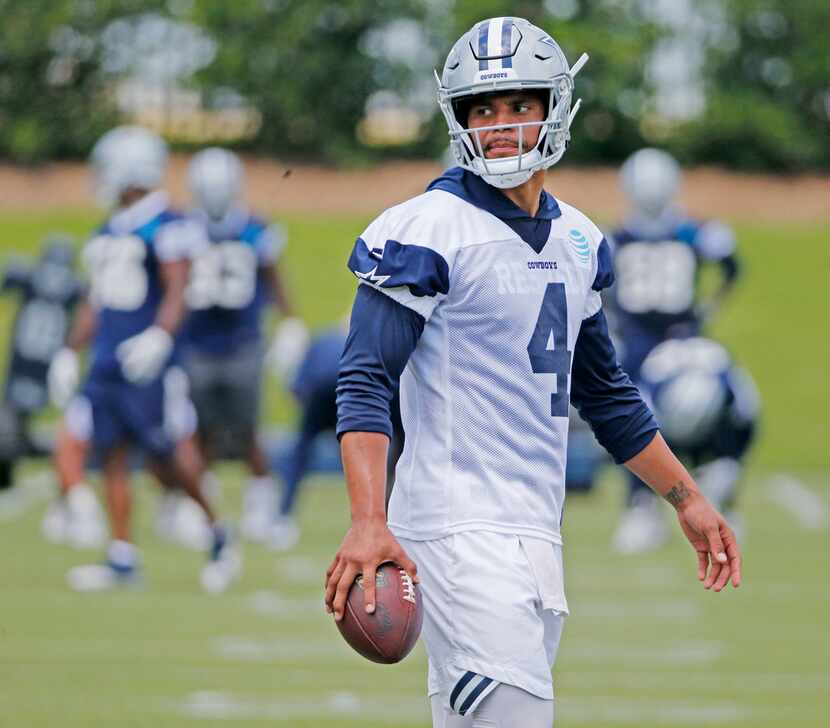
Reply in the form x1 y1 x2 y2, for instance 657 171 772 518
352 171 611 545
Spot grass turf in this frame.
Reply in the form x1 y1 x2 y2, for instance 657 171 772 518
0 209 827 726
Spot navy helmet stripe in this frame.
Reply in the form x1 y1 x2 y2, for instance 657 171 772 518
450 671 476 710
478 22 489 70
459 677 494 716
501 18 513 68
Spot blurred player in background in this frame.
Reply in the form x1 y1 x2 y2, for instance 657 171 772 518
0 238 83 491
610 148 742 553
636 336 759 540
274 325 345 549
47 126 240 592
184 147 306 544
274 321 404 549
327 18 741 727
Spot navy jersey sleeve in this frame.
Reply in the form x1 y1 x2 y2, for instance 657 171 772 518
336 284 425 439
571 309 659 463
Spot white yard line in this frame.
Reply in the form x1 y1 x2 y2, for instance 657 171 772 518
557 670 830 693
563 641 722 665
178 691 754 724
211 636 352 661
273 554 326 585
571 599 701 620
179 690 429 721
245 590 326 618
557 697 749 724
765 474 828 529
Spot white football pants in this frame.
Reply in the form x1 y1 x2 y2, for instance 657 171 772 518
431 684 554 728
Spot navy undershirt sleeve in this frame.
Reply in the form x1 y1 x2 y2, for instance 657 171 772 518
336 284 425 440
571 309 659 463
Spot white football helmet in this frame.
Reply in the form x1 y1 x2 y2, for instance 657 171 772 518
619 148 681 217
653 370 727 448
188 147 244 221
641 337 731 449
90 126 168 208
437 17 588 189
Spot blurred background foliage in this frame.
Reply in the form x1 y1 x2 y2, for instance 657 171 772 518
0 0 828 169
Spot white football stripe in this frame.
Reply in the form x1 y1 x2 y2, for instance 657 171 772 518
487 18 504 60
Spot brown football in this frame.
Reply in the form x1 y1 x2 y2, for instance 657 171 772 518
336 562 423 664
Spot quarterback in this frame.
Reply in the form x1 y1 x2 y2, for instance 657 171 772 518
325 18 741 728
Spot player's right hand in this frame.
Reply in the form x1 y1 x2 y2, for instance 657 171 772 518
324 519 418 621
48 347 79 408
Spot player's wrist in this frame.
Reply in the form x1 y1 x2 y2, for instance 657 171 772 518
663 481 705 513
350 512 388 528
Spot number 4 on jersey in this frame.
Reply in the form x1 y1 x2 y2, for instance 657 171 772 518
527 282 571 417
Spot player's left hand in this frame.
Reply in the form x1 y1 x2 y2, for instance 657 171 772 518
675 493 741 591
116 326 173 384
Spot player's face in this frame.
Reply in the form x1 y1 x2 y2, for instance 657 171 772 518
466 93 546 159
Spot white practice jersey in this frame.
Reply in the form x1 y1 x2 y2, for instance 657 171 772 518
349 169 617 545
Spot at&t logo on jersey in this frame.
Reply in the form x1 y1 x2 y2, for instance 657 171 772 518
568 229 591 267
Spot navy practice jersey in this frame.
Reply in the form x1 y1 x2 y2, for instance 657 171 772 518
83 191 203 382
184 207 284 353
639 337 759 465
610 213 739 336
2 252 83 412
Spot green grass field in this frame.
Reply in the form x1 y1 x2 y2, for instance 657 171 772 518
0 210 828 726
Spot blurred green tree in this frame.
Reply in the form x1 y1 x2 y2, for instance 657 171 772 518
191 0 431 164
0 0 827 170
675 0 830 169
0 0 170 163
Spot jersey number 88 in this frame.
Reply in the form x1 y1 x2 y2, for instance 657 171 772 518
187 241 258 310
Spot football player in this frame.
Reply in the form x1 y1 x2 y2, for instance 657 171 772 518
633 336 759 540
274 322 404 550
325 18 741 728
0 238 83 490
184 147 306 543
610 148 742 553
47 126 240 592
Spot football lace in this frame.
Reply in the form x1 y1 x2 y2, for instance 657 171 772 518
399 569 416 604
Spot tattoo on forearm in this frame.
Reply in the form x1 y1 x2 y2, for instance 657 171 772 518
664 481 692 508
